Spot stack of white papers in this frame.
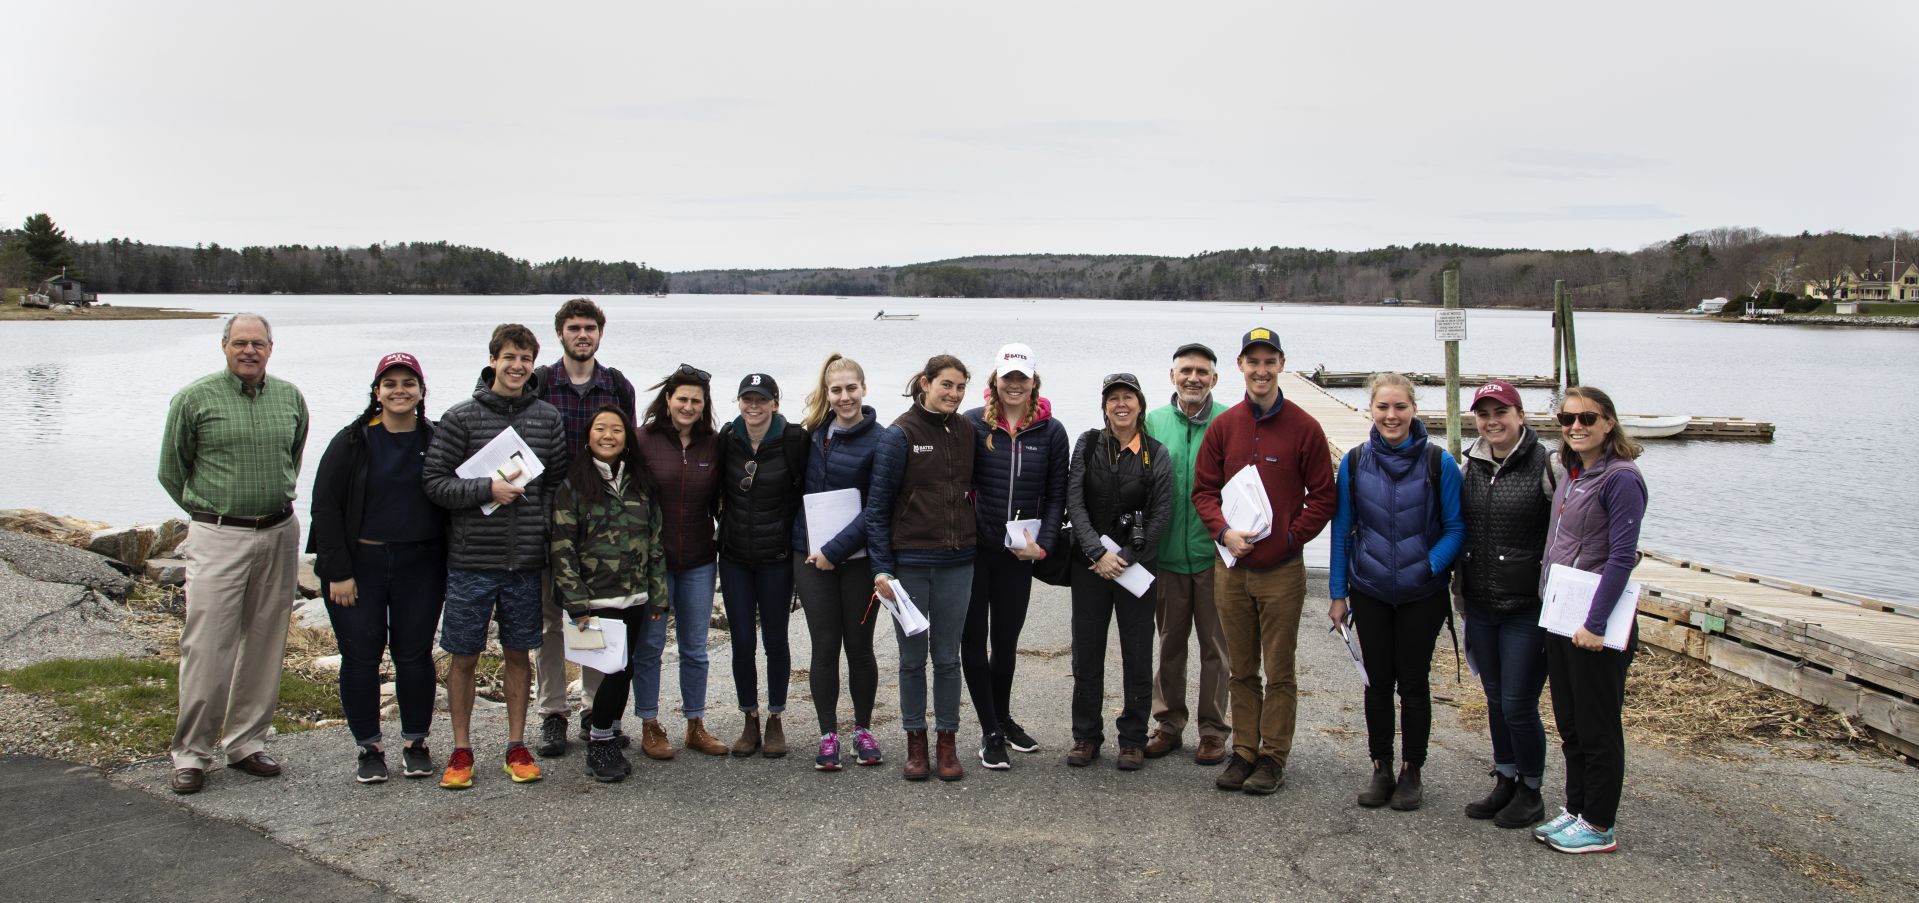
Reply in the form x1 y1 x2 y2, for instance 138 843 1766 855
562 617 629 674
454 426 545 516
804 488 867 560
1098 536 1156 598
1004 519 1041 550
877 578 930 636
1215 465 1274 568
1336 623 1369 686
1539 563 1640 650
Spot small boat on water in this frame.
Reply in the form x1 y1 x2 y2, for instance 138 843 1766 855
873 310 920 321
1618 414 1689 439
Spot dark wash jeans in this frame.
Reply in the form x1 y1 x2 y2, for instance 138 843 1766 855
1069 567 1156 748
718 558 794 713
1465 604 1549 781
963 548 1036 734
323 539 445 747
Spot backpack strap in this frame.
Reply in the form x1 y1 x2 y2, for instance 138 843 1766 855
783 423 809 486
607 366 638 421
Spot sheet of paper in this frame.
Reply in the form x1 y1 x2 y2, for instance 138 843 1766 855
1215 465 1274 567
563 616 629 673
803 488 866 560
1337 623 1369 686
877 577 929 636
1098 536 1157 598
1538 563 1640 651
453 426 545 516
1004 518 1041 550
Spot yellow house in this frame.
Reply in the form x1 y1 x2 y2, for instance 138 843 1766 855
1804 264 1919 302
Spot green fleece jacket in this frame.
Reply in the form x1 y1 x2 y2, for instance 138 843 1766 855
1143 395 1228 575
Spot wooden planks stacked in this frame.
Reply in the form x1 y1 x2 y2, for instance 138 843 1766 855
1308 368 1559 389
1278 372 1372 459
1417 412 1775 441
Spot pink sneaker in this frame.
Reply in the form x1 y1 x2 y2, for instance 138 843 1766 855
852 727 883 766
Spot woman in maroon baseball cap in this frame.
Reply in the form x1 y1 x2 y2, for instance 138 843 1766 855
307 352 448 784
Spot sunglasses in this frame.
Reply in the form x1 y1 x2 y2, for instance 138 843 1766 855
1555 411 1601 427
676 363 712 383
739 460 758 492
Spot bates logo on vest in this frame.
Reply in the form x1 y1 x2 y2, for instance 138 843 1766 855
913 445 934 454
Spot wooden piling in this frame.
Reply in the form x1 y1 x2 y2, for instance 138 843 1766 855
1558 281 1581 387
1443 268 1461 458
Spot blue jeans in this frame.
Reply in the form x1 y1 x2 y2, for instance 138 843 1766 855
631 563 715 721
893 564 973 733
718 558 794 713
1465 605 1549 781
324 540 444 747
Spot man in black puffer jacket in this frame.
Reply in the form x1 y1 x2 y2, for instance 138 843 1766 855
422 324 570 789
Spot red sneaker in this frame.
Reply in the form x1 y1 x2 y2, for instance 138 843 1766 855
439 748 475 790
502 745 543 783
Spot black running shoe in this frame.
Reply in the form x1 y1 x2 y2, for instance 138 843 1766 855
401 744 433 778
537 713 569 758
355 747 389 784
979 732 1011 770
1001 719 1039 753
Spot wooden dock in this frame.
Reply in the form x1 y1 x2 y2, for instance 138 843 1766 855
1309 367 1558 389
1281 371 1919 761
1416 412 1775 441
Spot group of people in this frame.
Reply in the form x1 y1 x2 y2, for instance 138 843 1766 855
158 301 1647 856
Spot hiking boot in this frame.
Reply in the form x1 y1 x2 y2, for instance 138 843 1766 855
439 748 475 790
355 747 389 784
1116 746 1145 771
1194 735 1228 766
979 732 1011 770
502 745 543 783
537 713 569 758
816 733 842 771
1495 782 1546 829
903 729 930 781
1144 729 1182 759
1242 756 1284 795
1357 760 1395 808
852 727 883 766
731 712 762 757
762 714 787 758
1215 753 1255 791
1388 764 1423 811
1546 817 1617 854
1465 771 1517 819
935 730 964 781
1065 740 1100 767
1001 718 1039 753
401 743 433 779
684 719 728 756
585 738 628 783
1534 807 1579 843
641 720 674 760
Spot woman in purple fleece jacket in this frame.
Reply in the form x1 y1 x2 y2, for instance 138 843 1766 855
1535 386 1646 855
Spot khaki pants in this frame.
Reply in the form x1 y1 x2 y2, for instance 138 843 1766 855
1150 567 1230 741
1214 556 1306 766
171 517 299 770
535 579 599 719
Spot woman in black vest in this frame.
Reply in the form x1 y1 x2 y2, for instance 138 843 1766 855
1063 373 1172 771
717 373 808 759
1458 380 1556 828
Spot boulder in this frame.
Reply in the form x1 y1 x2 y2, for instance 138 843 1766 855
151 518 190 557
297 556 321 599
88 525 158 571
292 597 332 630
0 557 152 669
0 509 109 547
144 557 188 586
0 529 133 600
309 654 343 673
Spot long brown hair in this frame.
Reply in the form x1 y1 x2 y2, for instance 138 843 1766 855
903 354 970 403
642 369 716 438
566 406 661 505
802 353 865 432
982 370 1041 450
1560 386 1642 461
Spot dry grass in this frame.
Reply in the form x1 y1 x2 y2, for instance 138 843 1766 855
1764 846 1869 893
0 297 217 321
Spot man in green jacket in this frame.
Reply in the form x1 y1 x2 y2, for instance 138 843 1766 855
1140 342 1230 766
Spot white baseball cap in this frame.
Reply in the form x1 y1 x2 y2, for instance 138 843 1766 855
994 343 1036 378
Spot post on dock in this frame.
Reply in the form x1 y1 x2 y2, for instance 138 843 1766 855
1557 282 1580 387
1552 280 1565 389
1443 267 1461 458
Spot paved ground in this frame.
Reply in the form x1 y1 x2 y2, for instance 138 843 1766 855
28 572 1919 902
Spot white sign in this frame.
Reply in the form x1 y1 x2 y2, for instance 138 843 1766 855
1434 309 1467 342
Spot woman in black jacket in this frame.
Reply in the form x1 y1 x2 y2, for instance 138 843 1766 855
717 373 808 758
1063 374 1173 772
307 353 445 784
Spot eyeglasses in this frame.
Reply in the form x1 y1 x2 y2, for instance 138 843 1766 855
1555 411 1601 427
676 363 711 383
739 460 757 492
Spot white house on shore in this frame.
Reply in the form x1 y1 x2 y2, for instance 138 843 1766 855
1803 264 1919 305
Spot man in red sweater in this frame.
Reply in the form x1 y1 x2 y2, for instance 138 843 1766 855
1191 327 1336 795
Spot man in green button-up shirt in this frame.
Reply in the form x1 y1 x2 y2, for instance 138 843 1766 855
157 313 309 794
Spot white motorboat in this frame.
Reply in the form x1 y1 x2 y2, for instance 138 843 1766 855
1619 415 1689 439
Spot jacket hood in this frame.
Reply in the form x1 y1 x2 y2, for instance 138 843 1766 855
473 367 544 414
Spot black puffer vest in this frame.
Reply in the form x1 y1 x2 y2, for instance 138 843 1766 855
1459 432 1553 614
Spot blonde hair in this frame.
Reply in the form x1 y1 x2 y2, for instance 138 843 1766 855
982 370 1042 450
1365 371 1417 406
1560 386 1642 461
801 352 865 432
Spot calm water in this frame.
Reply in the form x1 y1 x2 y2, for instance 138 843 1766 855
3 294 1912 603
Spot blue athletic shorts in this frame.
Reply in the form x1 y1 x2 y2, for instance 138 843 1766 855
439 568 544 655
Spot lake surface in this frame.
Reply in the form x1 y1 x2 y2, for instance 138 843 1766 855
2 294 1912 603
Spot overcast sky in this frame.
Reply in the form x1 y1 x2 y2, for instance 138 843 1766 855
6 1 1912 271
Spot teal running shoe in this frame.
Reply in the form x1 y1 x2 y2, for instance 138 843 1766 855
1546 817 1617 854
1533 807 1578 843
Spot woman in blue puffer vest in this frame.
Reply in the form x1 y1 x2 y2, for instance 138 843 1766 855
1327 372 1465 813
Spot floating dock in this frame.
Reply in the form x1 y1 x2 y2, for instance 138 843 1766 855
1281 372 1918 761
1416 412 1775 441
1309 367 1558 389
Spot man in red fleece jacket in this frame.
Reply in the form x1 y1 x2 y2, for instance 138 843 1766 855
1191 327 1336 796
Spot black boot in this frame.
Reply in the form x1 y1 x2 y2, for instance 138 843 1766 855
1494 781 1546 829
1357 759 1395 808
1464 771 1517 819
585 738 628 783
1389 763 1423 811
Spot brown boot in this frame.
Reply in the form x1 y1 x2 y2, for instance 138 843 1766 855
640 720 674 760
684 719 728 756
761 714 787 758
730 712 761 758
935 730 964 782
1144 728 1181 759
904 729 930 781
1358 759 1395 808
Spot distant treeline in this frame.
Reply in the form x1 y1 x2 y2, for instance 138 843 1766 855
673 228 1911 311
63 239 670 295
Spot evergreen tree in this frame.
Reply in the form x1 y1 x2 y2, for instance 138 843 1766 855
20 213 75 281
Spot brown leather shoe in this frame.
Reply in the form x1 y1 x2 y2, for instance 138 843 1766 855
684 719 729 756
935 730 964 782
170 767 205 794
1116 746 1145 771
1194 734 1228 766
641 720 675 760
904 729 930 781
1143 728 1182 759
762 714 787 758
228 752 282 777
731 712 761 757
1065 739 1100 767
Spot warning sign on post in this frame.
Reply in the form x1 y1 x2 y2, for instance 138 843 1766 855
1434 309 1467 342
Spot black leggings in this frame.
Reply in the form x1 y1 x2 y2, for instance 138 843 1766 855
794 557 879 734
588 608 650 732
962 549 1036 733
1350 589 1449 765
1546 630 1635 829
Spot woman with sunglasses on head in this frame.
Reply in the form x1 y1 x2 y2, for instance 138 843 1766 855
1533 386 1647 855
866 354 976 782
550 406 667 782
632 365 731 759
1457 380 1556 829
792 353 886 770
716 372 809 758
961 343 1070 769
1326 372 1465 812
1062 373 1172 772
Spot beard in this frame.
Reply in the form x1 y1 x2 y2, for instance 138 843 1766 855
564 343 597 363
